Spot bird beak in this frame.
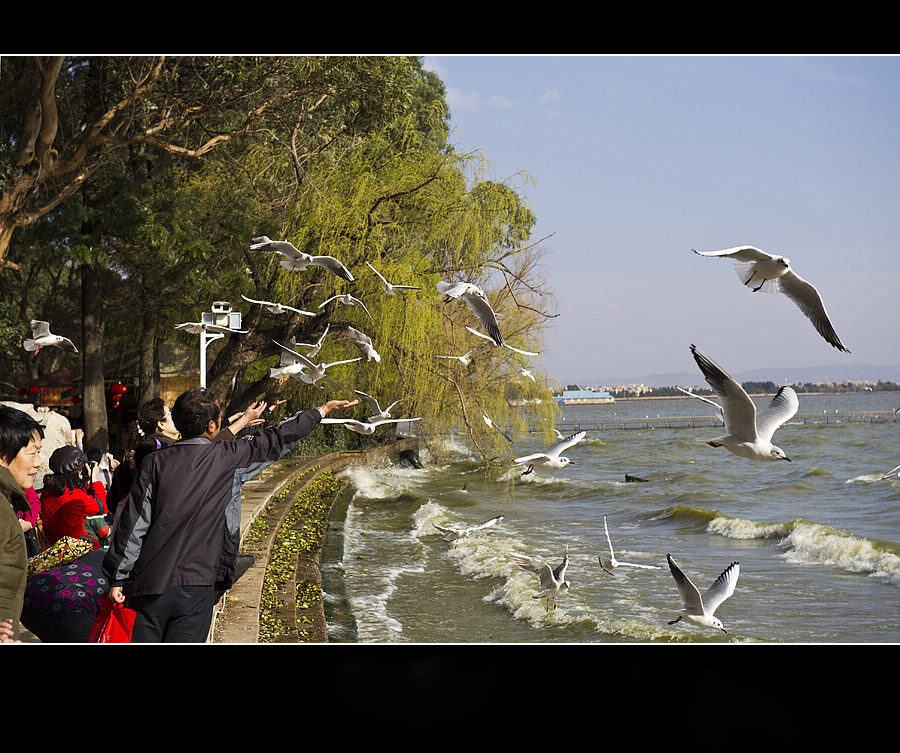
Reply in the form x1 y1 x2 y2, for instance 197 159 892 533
784 456 792 462
720 628 728 634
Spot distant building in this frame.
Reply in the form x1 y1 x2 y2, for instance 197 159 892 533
555 389 614 405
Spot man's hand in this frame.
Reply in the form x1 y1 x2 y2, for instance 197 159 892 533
319 399 359 416
108 586 125 604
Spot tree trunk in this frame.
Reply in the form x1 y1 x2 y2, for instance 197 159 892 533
81 262 108 452
139 298 160 403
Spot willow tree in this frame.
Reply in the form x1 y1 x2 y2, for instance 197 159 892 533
188 109 561 467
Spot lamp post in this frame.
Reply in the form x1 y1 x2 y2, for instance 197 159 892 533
175 302 246 388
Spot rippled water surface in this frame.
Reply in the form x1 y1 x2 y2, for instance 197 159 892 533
321 393 900 643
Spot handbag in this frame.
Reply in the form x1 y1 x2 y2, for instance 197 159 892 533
27 535 93 577
88 599 136 643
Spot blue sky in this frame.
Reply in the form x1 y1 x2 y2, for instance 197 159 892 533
422 55 900 385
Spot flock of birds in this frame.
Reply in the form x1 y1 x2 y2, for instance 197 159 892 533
19 240 898 636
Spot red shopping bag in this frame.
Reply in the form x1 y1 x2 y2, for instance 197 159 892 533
88 599 136 643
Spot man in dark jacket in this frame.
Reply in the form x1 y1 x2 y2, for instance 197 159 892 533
103 386 357 642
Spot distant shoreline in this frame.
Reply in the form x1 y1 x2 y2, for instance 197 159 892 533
606 390 900 401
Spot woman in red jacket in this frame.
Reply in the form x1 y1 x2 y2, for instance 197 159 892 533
40 446 109 549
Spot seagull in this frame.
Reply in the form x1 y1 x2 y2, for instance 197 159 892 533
290 324 332 360
270 339 361 387
520 369 536 383
353 390 401 422
466 325 540 357
509 545 570 612
24 320 78 353
690 344 798 462
318 293 372 319
345 326 381 362
597 515 662 576
319 416 421 435
881 463 900 480
676 386 725 422
366 262 422 295
432 515 504 545
174 321 248 335
666 553 740 634
482 412 513 444
240 294 316 317
513 429 586 476
435 344 485 366
250 236 354 281
693 245 850 353
437 280 505 346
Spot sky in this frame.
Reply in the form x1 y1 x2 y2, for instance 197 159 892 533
421 55 900 387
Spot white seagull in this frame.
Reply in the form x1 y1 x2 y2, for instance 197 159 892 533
881 463 900 480
520 369 536 383
353 390 401 422
345 326 381 362
240 294 316 317
509 545 570 612
513 429 586 476
432 514 504 545
666 553 740 634
318 293 372 319
437 280 505 345
482 412 513 444
690 344 798 462
250 236 355 281
435 344 485 366
24 320 78 353
693 245 850 353
366 261 422 295
676 386 725 423
290 324 332 360
320 416 421 435
174 321 248 335
466 325 540 357
270 339 361 387
597 515 662 576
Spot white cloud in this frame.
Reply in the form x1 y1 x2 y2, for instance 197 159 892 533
540 88 561 103
446 87 481 111
488 93 517 109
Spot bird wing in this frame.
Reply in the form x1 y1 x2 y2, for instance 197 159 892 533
676 386 723 412
310 255 355 282
174 322 203 334
272 339 316 369
755 386 799 443
282 304 316 316
59 337 79 352
690 345 757 441
30 320 51 337
692 246 774 262
513 452 550 465
461 289 504 346
700 561 740 616
545 429 587 458
318 295 339 308
666 554 704 614
777 269 849 352
321 357 363 369
552 549 569 583
881 463 900 480
366 261 390 285
349 295 372 318
241 294 274 307
436 280 470 299
503 342 540 357
250 236 306 260
602 516 616 558
353 390 382 414
511 555 557 590
465 515 503 534
346 326 373 347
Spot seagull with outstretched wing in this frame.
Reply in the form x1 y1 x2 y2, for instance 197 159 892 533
250 235 354 281
432 514 504 545
366 262 422 295
24 320 78 354
509 544 570 612
513 430 586 476
241 294 316 317
666 553 741 634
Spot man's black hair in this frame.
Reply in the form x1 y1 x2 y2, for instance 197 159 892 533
172 387 221 439
0 405 45 464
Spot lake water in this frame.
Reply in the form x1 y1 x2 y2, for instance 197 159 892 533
320 391 900 643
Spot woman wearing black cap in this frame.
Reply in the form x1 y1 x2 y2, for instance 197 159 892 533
39 445 109 549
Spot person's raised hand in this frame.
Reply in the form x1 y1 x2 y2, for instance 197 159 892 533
319 399 359 416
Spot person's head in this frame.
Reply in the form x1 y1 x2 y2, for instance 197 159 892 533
0 405 45 490
42 445 90 497
172 387 221 439
128 397 178 449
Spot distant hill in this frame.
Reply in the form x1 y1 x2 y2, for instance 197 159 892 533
596 363 900 388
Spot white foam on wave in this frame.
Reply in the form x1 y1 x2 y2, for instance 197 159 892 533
708 515 900 586
340 462 434 502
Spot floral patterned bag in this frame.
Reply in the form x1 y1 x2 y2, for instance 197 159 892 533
27 536 94 577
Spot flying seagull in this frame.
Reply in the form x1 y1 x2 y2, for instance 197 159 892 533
520 369 536 383
345 326 381 362
432 515 504 545
693 245 850 353
240 294 316 317
24 320 78 354
290 324 332 360
597 515 662 576
319 416 421 435
174 321 248 335
366 261 422 295
466 326 540 357
353 390 401 422
666 553 740 634
509 544 570 612
250 235 354 281
881 463 900 480
690 344 798 462
482 412 513 444
270 339 361 387
513 429 586 476
435 344 486 366
318 293 372 319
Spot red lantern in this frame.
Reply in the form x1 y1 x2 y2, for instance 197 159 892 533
109 381 127 409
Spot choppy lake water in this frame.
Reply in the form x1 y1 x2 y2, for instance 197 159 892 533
320 392 900 643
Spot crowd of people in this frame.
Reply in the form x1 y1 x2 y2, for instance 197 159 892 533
1 388 356 643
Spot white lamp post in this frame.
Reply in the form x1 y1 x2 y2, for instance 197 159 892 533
175 301 246 388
